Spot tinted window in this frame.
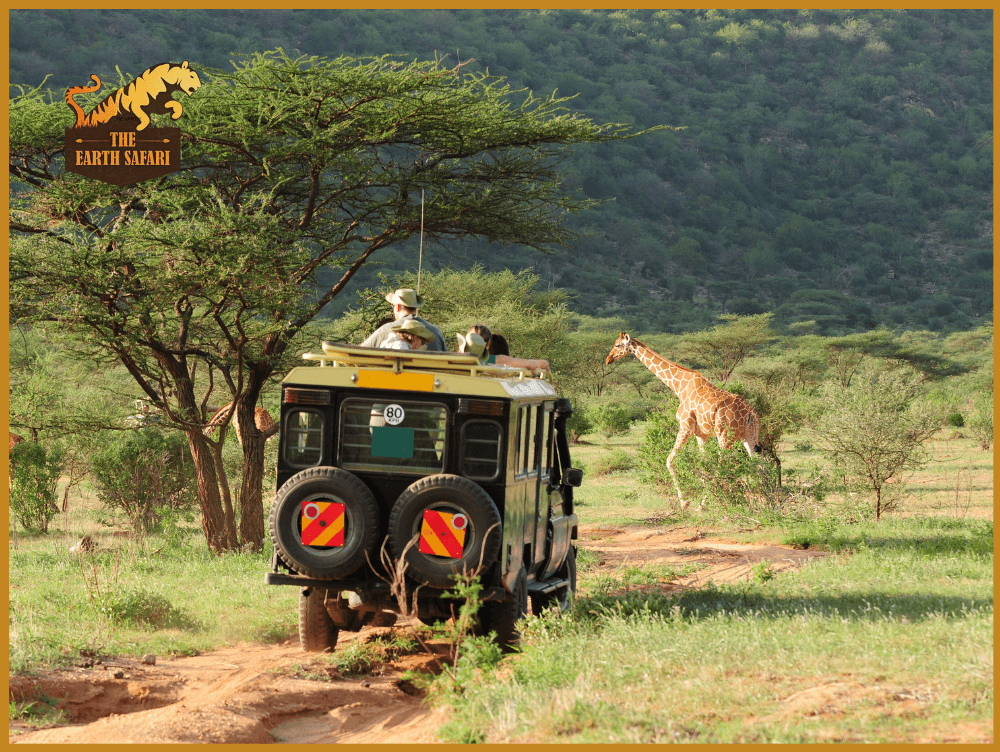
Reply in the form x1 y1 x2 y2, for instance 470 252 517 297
284 410 324 468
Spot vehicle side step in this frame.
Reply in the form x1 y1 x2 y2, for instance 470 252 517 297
527 577 570 595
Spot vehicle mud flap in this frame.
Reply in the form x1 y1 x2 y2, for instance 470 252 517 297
270 466 380 580
387 474 502 589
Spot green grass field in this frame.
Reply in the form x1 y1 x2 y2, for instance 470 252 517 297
7 423 994 742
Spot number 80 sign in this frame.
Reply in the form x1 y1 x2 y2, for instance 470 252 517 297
383 404 405 425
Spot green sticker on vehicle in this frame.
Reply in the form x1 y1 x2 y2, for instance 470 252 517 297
371 426 415 458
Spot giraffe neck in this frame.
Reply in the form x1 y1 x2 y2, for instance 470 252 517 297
629 341 696 399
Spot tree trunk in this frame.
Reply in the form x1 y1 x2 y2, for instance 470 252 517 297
184 428 236 552
209 433 238 546
235 384 269 551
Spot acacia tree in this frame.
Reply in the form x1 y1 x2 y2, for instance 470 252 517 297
814 362 940 521
10 51 659 552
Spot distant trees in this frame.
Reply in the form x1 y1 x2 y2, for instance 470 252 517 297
8 8 993 335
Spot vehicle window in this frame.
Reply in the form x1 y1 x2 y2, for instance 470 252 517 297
513 406 523 477
541 408 553 478
460 420 503 482
284 409 324 468
525 404 538 477
339 398 447 474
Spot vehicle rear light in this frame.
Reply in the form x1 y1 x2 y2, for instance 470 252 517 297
457 398 504 416
284 388 331 405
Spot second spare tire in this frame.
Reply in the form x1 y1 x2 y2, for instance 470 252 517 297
388 474 502 589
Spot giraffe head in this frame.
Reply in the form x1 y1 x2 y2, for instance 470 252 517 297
606 332 635 365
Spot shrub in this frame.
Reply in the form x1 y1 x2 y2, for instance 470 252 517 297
591 401 633 438
565 401 594 443
88 428 197 533
967 399 993 451
9 441 64 533
947 412 965 428
590 448 635 476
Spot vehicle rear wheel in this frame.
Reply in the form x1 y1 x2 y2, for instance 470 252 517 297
299 587 339 653
388 474 502 589
270 466 380 580
477 567 528 649
530 545 576 615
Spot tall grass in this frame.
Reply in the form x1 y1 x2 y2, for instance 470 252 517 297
8 532 297 673
435 514 993 743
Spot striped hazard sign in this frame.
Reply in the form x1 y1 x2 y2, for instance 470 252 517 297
300 501 346 547
418 509 468 559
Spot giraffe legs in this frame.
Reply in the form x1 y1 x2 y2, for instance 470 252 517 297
667 427 693 509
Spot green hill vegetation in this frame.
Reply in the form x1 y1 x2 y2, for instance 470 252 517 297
9 8 993 334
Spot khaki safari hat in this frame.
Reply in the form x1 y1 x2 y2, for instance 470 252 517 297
456 331 487 361
390 318 435 343
385 288 424 308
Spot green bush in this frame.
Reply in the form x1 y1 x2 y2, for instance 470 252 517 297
589 448 635 476
637 406 680 490
88 428 197 533
967 399 993 451
592 401 633 438
9 441 64 533
947 411 965 427
565 401 594 443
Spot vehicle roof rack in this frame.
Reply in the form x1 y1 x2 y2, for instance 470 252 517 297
301 341 544 381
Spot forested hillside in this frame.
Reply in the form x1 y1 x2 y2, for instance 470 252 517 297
10 8 993 334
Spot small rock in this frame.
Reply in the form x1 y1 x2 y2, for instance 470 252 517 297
361 681 370 688
142 654 156 665
113 670 125 679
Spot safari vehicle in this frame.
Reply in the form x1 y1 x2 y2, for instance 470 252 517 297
266 341 582 651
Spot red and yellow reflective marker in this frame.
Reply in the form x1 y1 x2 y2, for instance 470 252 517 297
418 510 468 559
301 501 345 546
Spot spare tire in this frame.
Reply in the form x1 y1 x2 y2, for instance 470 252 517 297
270 466 380 580
388 474 502 589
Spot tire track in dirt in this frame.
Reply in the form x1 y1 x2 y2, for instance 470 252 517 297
10 527 827 744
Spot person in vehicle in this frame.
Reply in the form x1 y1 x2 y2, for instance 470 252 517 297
384 318 436 351
463 325 551 377
361 288 446 351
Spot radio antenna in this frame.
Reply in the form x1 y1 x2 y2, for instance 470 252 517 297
417 190 425 294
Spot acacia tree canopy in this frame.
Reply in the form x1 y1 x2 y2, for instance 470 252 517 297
10 50 663 552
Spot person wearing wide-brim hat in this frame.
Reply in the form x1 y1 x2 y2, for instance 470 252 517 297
384 318 436 351
456 331 489 364
360 287 446 351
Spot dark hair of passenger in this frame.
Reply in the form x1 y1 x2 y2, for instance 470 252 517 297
488 333 510 356
469 323 491 341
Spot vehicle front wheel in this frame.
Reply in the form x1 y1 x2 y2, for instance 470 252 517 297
299 587 339 653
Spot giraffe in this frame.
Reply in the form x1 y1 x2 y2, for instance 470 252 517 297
606 332 761 509
202 403 276 446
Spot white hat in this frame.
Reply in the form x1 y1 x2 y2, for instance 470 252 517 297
385 288 424 308
456 332 487 362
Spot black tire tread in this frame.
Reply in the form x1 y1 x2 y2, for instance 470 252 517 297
299 588 339 653
270 466 380 580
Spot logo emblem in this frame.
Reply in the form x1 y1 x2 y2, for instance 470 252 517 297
63 61 200 186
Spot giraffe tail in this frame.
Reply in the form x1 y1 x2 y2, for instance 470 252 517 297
65 75 102 128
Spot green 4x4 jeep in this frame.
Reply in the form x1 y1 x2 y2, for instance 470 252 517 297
267 341 581 651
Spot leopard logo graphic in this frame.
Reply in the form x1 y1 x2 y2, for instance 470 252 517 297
65 61 201 132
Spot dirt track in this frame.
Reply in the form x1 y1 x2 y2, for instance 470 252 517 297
9 526 825 744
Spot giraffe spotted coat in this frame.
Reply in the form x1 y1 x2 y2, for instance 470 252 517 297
606 332 761 508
